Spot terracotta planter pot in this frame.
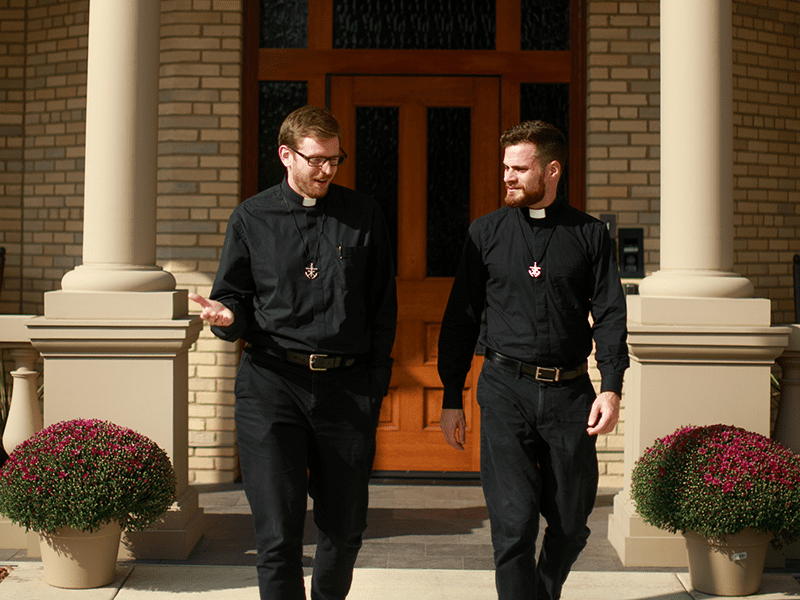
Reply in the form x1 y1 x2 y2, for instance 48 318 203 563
683 528 773 596
38 520 122 588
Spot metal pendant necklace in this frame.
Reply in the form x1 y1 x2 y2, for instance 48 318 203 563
516 208 557 279
281 191 325 280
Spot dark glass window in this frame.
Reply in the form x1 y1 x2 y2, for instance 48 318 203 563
520 83 569 201
260 0 308 48
427 107 471 277
258 82 308 192
355 107 399 273
521 0 570 51
333 0 495 50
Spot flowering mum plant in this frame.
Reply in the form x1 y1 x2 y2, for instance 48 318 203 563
631 424 800 548
0 418 176 534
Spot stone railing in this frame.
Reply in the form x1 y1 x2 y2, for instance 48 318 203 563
0 315 43 455
0 315 43 554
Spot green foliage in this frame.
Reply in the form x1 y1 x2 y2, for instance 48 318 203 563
0 419 176 534
631 424 800 548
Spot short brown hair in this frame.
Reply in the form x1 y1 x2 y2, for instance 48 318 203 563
278 105 342 148
500 120 567 170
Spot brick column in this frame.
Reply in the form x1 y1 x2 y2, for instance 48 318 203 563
157 1 243 485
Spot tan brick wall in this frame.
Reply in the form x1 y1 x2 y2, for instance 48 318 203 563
585 0 800 486
732 2 800 325
0 0 26 314
587 0 800 325
157 0 243 484
5 1 798 486
0 0 243 484
586 0 661 487
21 0 87 314
586 1 661 278
589 355 626 488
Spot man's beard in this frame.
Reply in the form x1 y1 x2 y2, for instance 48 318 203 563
295 171 333 199
504 179 545 208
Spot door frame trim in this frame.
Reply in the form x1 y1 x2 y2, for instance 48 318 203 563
242 0 586 210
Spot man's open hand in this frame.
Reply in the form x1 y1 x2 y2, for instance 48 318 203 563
188 292 235 328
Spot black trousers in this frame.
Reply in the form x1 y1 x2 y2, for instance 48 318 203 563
477 358 599 600
234 351 381 600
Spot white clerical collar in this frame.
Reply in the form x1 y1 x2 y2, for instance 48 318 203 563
529 208 546 219
302 197 317 207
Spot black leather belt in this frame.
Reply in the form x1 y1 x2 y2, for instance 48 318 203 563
247 346 361 371
485 348 587 382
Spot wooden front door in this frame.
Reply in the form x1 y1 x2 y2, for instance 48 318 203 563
245 0 586 474
330 76 500 473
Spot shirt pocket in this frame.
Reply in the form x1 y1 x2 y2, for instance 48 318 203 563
338 245 369 286
549 260 590 313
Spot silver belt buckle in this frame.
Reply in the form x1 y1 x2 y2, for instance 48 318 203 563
309 354 328 371
535 366 560 382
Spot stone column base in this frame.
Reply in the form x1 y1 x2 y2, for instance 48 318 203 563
0 489 204 561
121 487 205 560
607 490 686 567
26 290 205 560
607 295 790 567
0 518 39 556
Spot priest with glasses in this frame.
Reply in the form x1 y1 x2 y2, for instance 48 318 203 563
189 105 397 600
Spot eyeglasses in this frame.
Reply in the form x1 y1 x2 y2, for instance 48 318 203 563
290 147 348 168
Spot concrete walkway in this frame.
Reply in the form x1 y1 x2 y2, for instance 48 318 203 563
4 563 800 600
2 482 800 599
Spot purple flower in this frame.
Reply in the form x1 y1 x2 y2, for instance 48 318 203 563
0 418 176 534
631 423 800 548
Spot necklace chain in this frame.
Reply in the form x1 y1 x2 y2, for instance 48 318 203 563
516 208 557 279
281 189 325 280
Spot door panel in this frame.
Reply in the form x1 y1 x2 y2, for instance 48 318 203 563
330 76 499 472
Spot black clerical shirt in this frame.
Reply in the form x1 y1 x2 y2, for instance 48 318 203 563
209 179 397 375
438 200 628 410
